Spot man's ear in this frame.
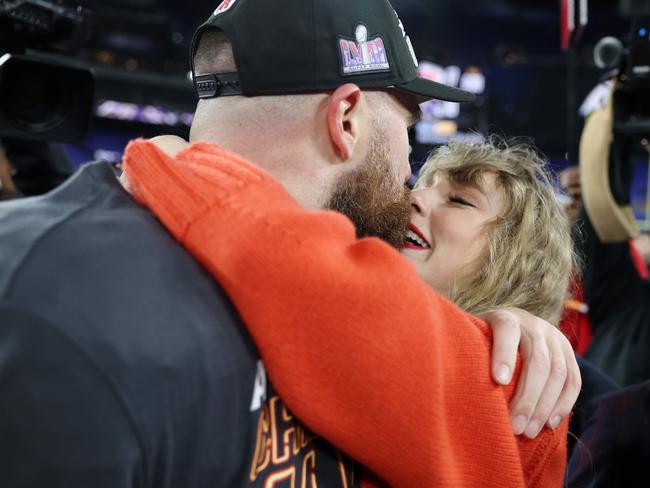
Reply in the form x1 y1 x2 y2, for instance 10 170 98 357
326 83 365 162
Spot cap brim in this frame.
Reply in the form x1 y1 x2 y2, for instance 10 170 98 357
397 77 476 103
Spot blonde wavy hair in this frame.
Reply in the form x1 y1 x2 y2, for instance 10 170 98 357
415 137 575 325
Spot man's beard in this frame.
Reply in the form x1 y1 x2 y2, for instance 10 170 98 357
327 131 411 249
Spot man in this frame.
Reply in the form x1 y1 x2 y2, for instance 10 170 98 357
0 138 74 199
559 165 583 224
567 91 650 387
0 144 19 200
0 0 579 486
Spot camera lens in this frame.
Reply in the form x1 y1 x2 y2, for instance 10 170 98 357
1 60 70 133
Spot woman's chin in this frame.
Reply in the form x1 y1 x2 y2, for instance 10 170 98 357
400 244 431 261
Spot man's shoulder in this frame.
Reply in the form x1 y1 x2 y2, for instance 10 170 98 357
0 160 258 391
0 162 152 290
0 162 219 308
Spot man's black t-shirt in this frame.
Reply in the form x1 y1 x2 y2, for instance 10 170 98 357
0 162 355 487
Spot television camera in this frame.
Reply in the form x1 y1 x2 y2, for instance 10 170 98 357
0 0 94 143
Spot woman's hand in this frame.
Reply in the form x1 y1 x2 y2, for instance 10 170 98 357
148 135 190 157
120 135 189 192
480 308 581 439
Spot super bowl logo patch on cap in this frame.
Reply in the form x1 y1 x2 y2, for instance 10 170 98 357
214 0 237 15
339 24 390 75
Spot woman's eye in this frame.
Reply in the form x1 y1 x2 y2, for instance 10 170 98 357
449 195 476 208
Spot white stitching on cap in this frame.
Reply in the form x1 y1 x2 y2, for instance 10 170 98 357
213 0 238 16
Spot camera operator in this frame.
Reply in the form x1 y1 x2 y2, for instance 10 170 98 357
574 40 650 388
565 41 650 483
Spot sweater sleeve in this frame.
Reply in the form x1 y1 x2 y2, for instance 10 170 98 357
124 140 567 488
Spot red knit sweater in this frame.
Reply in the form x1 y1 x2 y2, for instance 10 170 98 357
123 140 568 488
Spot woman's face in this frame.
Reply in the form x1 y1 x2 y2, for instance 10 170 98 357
401 172 504 295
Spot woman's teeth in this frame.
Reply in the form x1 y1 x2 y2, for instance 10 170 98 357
405 229 430 249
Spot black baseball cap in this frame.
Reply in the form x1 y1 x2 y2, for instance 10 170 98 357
190 0 475 103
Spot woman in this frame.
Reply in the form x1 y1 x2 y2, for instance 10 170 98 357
406 140 571 325
124 137 574 487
